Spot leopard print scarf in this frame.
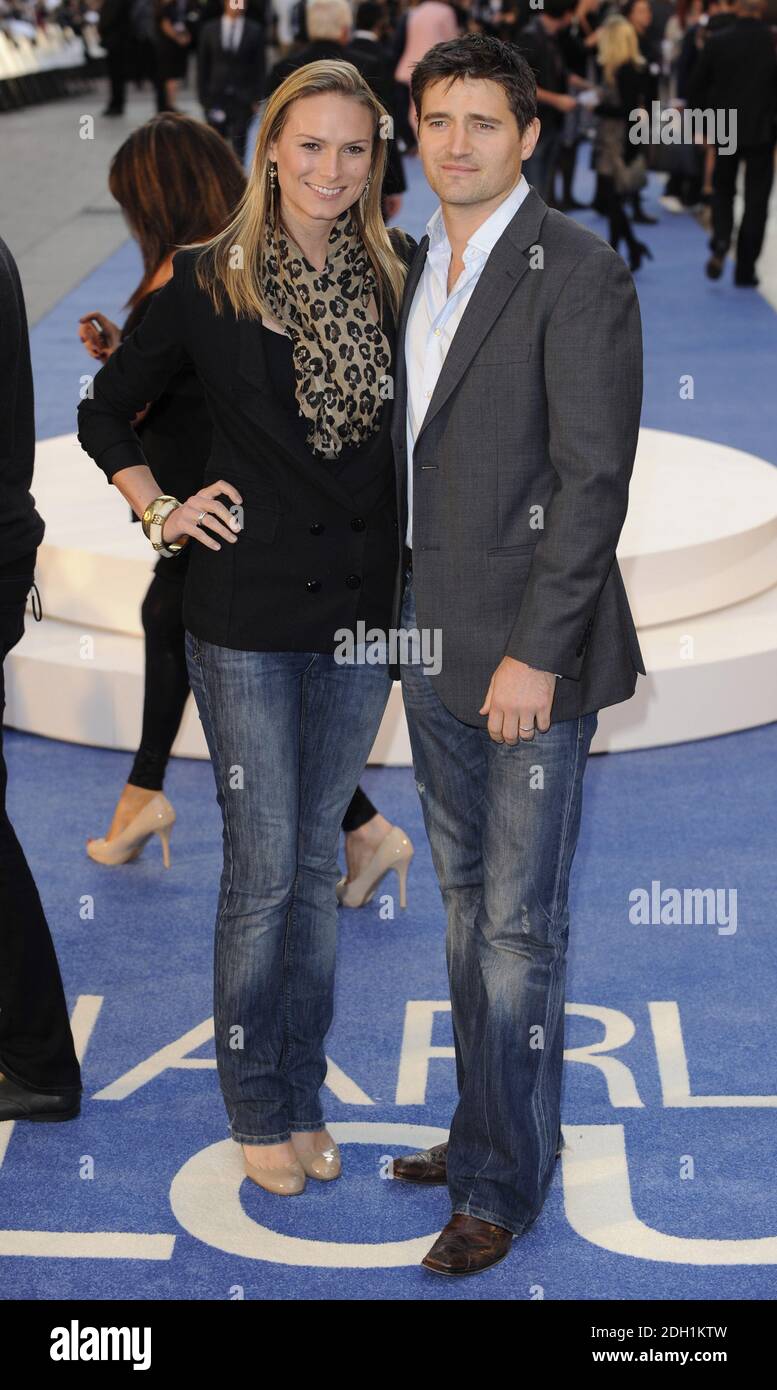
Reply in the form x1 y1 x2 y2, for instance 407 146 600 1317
262 208 392 459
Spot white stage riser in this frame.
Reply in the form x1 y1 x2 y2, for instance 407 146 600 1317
6 427 777 754
621 518 777 630
35 524 777 639
30 430 777 635
5 603 777 756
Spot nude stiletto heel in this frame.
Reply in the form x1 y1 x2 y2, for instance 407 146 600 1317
396 857 410 910
336 825 414 909
158 822 173 870
86 792 176 867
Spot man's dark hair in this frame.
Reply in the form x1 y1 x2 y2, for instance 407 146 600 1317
354 1 384 30
543 0 578 17
410 34 537 134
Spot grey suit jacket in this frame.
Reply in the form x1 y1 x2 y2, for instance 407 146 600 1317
390 185 646 727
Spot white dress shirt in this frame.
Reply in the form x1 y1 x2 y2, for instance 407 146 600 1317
404 173 530 550
221 14 245 51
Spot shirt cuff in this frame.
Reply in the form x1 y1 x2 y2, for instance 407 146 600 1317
97 439 148 483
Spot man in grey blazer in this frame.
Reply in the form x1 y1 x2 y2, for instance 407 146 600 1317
387 35 646 1275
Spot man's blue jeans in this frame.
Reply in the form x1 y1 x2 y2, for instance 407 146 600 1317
185 632 392 1144
399 571 598 1235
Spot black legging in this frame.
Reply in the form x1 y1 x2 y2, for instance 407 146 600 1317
600 174 639 256
128 564 190 790
128 565 379 833
341 784 377 833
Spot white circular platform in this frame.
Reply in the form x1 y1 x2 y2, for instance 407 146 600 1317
619 430 777 626
4 428 777 756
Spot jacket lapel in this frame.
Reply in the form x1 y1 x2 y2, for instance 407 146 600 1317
391 183 550 472
410 186 548 453
235 315 299 461
234 298 397 511
391 235 428 456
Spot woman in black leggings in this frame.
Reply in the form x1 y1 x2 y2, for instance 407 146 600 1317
593 16 655 273
79 114 412 903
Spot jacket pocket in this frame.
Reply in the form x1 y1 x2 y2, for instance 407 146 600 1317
238 479 281 544
486 541 539 556
240 502 280 544
473 344 532 368
217 476 281 545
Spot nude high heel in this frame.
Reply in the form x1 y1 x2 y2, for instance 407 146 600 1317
336 825 414 909
291 1132 341 1181
86 792 176 867
241 1144 306 1196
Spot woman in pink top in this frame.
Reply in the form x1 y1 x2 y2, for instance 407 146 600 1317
394 1 460 142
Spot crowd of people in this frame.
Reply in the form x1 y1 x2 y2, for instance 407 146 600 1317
3 0 776 277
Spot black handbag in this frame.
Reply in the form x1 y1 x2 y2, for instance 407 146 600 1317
612 151 648 196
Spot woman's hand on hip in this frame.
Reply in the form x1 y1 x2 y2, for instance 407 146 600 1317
162 480 244 551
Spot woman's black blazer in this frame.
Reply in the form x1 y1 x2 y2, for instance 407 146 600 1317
77 226 417 652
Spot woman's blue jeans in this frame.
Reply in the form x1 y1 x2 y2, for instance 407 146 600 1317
185 631 392 1144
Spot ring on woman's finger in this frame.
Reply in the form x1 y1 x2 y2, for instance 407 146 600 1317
196 510 206 524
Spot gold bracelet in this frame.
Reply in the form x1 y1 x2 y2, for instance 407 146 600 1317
141 496 189 557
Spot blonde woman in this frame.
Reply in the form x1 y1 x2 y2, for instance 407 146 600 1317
77 61 416 1195
594 15 655 271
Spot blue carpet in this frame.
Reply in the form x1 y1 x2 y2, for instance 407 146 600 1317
3 727 777 1299
3 148 775 1299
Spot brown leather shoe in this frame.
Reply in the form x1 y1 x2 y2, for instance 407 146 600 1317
421 1213 513 1276
392 1129 564 1186
391 1141 449 1184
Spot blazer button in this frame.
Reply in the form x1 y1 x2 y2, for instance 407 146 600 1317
306 580 321 593
309 522 324 535
345 574 362 589
350 517 366 532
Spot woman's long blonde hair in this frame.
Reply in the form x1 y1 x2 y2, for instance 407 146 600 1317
597 15 646 87
185 60 410 324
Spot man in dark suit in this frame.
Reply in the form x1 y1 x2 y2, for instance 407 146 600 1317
515 0 580 205
99 0 134 115
264 0 406 216
0 237 82 1122
677 0 739 102
623 0 664 90
688 0 777 286
198 0 268 163
348 0 391 58
348 1 406 217
387 36 644 1275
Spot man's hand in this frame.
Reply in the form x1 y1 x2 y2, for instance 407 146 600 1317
479 656 557 744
